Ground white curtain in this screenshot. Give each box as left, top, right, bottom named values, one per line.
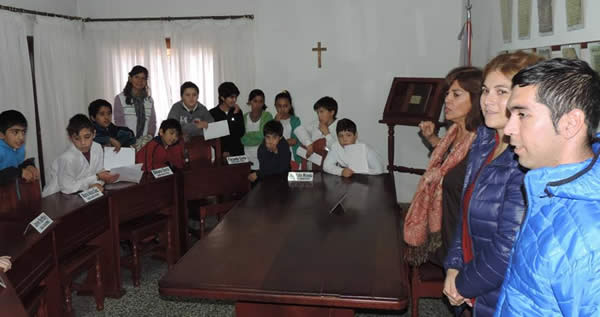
left=168, top=19, right=256, bottom=108
left=34, top=17, right=86, bottom=181
left=84, top=22, right=172, bottom=126
left=0, top=12, right=38, bottom=169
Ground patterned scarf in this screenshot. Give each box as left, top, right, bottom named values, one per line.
left=403, top=124, right=476, bottom=265
left=132, top=93, right=147, bottom=138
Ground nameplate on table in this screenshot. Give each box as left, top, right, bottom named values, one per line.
left=28, top=212, right=53, bottom=234
left=226, top=155, right=249, bottom=165
left=151, top=166, right=173, bottom=178
left=79, top=187, right=104, bottom=203
left=287, top=172, right=314, bottom=182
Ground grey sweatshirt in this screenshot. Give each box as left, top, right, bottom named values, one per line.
left=167, top=101, right=215, bottom=137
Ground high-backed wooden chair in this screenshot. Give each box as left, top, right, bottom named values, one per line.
left=300, top=138, right=328, bottom=171
left=59, top=245, right=104, bottom=316
left=183, top=164, right=251, bottom=238
left=410, top=261, right=446, bottom=317
left=185, top=136, right=222, bottom=167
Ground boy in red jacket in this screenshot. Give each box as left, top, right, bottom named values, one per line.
left=136, top=119, right=184, bottom=172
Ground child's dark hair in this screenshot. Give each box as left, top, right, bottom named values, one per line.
left=159, top=119, right=183, bottom=136
left=88, top=99, right=112, bottom=118
left=0, top=110, right=27, bottom=134
left=180, top=81, right=199, bottom=97
left=263, top=120, right=283, bottom=137
left=218, top=82, right=240, bottom=103
left=274, top=90, right=295, bottom=116
left=336, top=118, right=357, bottom=135
left=122, top=65, right=149, bottom=105
left=313, top=96, right=338, bottom=119
left=248, top=89, right=267, bottom=110
left=67, top=114, right=94, bottom=136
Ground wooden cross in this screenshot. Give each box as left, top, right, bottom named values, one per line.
left=312, top=41, right=327, bottom=68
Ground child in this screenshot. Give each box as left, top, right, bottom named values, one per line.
left=209, top=82, right=245, bottom=157
left=42, top=114, right=118, bottom=197
left=241, top=89, right=273, bottom=170
left=273, top=90, right=302, bottom=166
left=167, top=81, right=214, bottom=138
left=89, top=99, right=136, bottom=152
left=323, top=118, right=385, bottom=178
left=294, top=96, right=339, bottom=158
left=0, top=110, right=39, bottom=185
left=248, top=120, right=291, bottom=182
left=0, top=255, right=11, bottom=272
left=136, top=119, right=184, bottom=172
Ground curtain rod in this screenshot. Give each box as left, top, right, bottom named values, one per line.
left=0, top=4, right=253, bottom=22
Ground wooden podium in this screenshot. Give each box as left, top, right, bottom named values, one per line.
left=379, top=77, right=446, bottom=175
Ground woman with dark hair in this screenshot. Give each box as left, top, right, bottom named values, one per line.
left=114, top=65, right=157, bottom=146
left=404, top=66, right=484, bottom=267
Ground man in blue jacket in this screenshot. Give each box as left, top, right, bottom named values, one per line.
left=496, top=58, right=600, bottom=316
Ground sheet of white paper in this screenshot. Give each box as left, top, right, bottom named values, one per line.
left=203, top=120, right=230, bottom=140
left=111, top=163, right=144, bottom=183
left=296, top=147, right=323, bottom=166
left=104, top=147, right=135, bottom=170
left=344, top=144, right=369, bottom=174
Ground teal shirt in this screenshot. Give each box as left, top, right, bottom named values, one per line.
left=241, top=111, right=273, bottom=147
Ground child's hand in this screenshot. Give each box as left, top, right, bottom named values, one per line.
left=109, top=138, right=122, bottom=152
left=89, top=183, right=104, bottom=193
left=0, top=256, right=12, bottom=272
left=274, top=113, right=281, bottom=121
left=318, top=122, right=330, bottom=135
left=305, top=144, right=314, bottom=158
left=233, top=104, right=241, bottom=114
left=21, top=167, right=34, bottom=182
left=223, top=152, right=230, bottom=158
left=97, top=171, right=119, bottom=183
left=286, top=138, right=297, bottom=146
left=26, top=166, right=40, bottom=181
left=193, top=119, right=209, bottom=129
left=248, top=172, right=258, bottom=182
left=342, top=168, right=354, bottom=178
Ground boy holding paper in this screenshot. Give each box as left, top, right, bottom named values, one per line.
left=43, top=114, right=119, bottom=197
left=167, top=81, right=214, bottom=138
left=88, top=99, right=136, bottom=152
left=323, top=118, right=385, bottom=178
left=209, top=82, right=245, bottom=157
left=136, top=119, right=184, bottom=172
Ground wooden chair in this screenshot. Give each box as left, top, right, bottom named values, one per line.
left=410, top=261, right=445, bottom=317
left=185, top=136, right=222, bottom=167
left=119, top=213, right=173, bottom=287
left=59, top=245, right=104, bottom=317
left=300, top=138, right=328, bottom=171
left=183, top=164, right=251, bottom=238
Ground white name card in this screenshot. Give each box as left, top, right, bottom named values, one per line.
left=226, top=155, right=249, bottom=165
left=287, top=172, right=314, bottom=182
left=79, top=187, right=104, bottom=203
left=151, top=166, right=173, bottom=178
left=29, top=212, right=54, bottom=234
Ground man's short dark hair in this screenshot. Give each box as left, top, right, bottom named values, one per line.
left=218, top=82, right=240, bottom=102
left=159, top=119, right=182, bottom=135
left=67, top=114, right=94, bottom=136
left=512, top=58, right=600, bottom=146
left=263, top=120, right=283, bottom=137
left=0, top=110, right=27, bottom=134
left=88, top=99, right=112, bottom=118
left=313, top=96, right=338, bottom=119
left=180, top=81, right=199, bottom=97
left=336, top=118, right=357, bottom=135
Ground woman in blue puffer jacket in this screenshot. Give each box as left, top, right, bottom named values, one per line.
left=442, top=51, right=543, bottom=317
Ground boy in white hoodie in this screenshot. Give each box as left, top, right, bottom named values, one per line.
left=323, top=118, right=385, bottom=177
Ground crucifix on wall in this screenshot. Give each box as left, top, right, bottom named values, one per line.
left=312, top=41, right=327, bottom=68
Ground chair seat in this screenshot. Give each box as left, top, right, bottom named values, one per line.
left=59, top=245, right=102, bottom=280
left=120, top=214, right=169, bottom=241
left=418, top=261, right=445, bottom=282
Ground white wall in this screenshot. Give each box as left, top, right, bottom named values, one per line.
left=0, top=0, right=78, bottom=16
left=472, top=0, right=600, bottom=67
left=78, top=0, right=464, bottom=202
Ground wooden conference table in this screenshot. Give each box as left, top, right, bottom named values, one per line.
left=160, top=173, right=408, bottom=316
